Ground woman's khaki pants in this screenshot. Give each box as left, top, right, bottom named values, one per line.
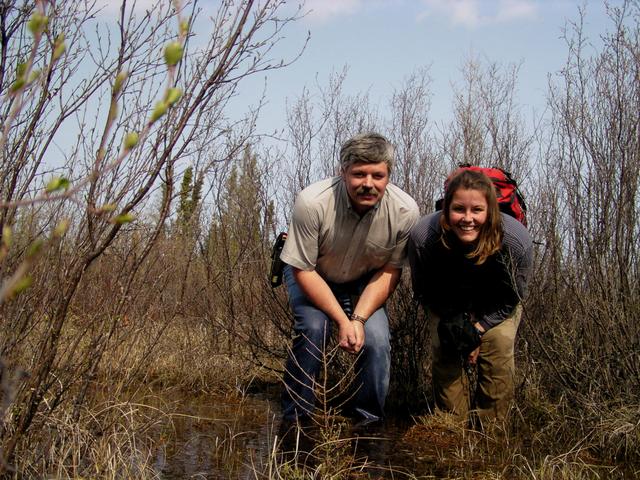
left=429, top=306, right=521, bottom=421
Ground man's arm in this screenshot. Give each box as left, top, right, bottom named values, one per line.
left=292, top=268, right=360, bottom=353
left=352, top=263, right=402, bottom=320
left=349, top=264, right=402, bottom=347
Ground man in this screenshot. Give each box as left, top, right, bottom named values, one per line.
left=279, top=132, right=419, bottom=423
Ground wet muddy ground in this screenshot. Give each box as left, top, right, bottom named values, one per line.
left=152, top=388, right=431, bottom=479
left=150, top=387, right=633, bottom=479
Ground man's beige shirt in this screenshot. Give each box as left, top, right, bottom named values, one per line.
left=280, top=176, right=420, bottom=284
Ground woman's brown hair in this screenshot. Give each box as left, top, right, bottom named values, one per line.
left=439, top=168, right=503, bottom=264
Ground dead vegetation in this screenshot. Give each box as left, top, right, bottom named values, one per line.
left=1, top=0, right=639, bottom=478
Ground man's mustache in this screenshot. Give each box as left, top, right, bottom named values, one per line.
left=356, top=186, right=379, bottom=196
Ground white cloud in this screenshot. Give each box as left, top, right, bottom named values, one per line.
left=419, top=0, right=538, bottom=28
left=496, top=0, right=538, bottom=22
left=451, top=0, right=482, bottom=27
left=303, top=0, right=365, bottom=22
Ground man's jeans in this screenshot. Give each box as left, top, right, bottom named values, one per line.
left=281, top=266, right=391, bottom=422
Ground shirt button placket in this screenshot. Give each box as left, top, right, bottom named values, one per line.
left=341, top=214, right=370, bottom=279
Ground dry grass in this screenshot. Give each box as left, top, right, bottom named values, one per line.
left=100, top=316, right=273, bottom=396
left=1, top=311, right=279, bottom=478
left=595, top=404, right=640, bottom=462
left=404, top=412, right=505, bottom=477
left=11, top=399, right=166, bottom=479
left=400, top=406, right=635, bottom=480
left=3, top=309, right=639, bottom=479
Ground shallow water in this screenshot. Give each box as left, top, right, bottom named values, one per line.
left=154, top=391, right=281, bottom=479
left=153, top=388, right=426, bottom=479
left=150, top=389, right=634, bottom=479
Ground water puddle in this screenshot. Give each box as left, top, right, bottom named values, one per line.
left=153, top=388, right=425, bottom=479
left=151, top=388, right=631, bottom=478
left=154, top=391, right=281, bottom=479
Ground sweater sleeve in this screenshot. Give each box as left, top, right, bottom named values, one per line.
left=408, top=213, right=445, bottom=312
left=477, top=216, right=533, bottom=331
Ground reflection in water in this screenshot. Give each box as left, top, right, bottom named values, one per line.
left=152, top=389, right=636, bottom=479
left=155, top=392, right=282, bottom=479
left=153, top=390, right=423, bottom=479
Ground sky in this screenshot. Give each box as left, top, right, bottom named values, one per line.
left=93, top=0, right=622, bottom=139
left=214, top=0, right=620, bottom=135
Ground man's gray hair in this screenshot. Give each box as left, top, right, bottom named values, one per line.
left=339, top=133, right=394, bottom=171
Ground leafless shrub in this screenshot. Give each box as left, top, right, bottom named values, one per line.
left=387, top=67, right=440, bottom=210
left=1, top=0, right=639, bottom=476
left=531, top=0, right=640, bottom=406
left=439, top=55, right=535, bottom=180
left=0, top=0, right=306, bottom=473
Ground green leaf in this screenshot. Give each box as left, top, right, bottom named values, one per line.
left=45, top=176, right=70, bottom=193
left=113, top=71, right=128, bottom=95
left=28, top=69, right=41, bottom=82
left=53, top=34, right=66, bottom=61
left=111, top=213, right=135, bottom=224
left=27, top=239, right=44, bottom=258
left=10, top=78, right=26, bottom=93
left=123, top=132, right=139, bottom=151
left=163, top=41, right=183, bottom=66
left=179, top=19, right=190, bottom=36
left=54, top=219, right=70, bottom=237
left=150, top=101, right=168, bottom=123
left=27, top=12, right=48, bottom=36
left=100, top=203, right=117, bottom=213
left=164, top=87, right=182, bottom=106
left=2, top=226, right=12, bottom=249
left=16, top=62, right=27, bottom=77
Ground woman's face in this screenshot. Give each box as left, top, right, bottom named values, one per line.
left=448, top=188, right=488, bottom=244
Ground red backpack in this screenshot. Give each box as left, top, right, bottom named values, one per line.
left=435, top=165, right=527, bottom=227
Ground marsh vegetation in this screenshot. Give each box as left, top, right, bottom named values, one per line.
left=1, top=0, right=639, bottom=478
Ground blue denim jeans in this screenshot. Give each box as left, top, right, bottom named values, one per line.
left=281, top=266, right=391, bottom=422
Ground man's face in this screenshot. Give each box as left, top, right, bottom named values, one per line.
left=341, top=161, right=390, bottom=214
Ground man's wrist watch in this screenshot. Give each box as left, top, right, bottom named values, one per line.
left=351, top=313, right=367, bottom=325
left=475, top=326, right=485, bottom=338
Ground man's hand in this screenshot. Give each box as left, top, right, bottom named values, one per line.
left=337, top=321, right=358, bottom=353
left=351, top=319, right=365, bottom=353
left=292, top=269, right=360, bottom=352
left=337, top=320, right=365, bottom=354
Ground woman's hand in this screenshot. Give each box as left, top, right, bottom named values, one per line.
left=468, top=346, right=480, bottom=364
left=468, top=321, right=486, bottom=364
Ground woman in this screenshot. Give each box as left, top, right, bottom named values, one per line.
left=408, top=168, right=533, bottom=422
